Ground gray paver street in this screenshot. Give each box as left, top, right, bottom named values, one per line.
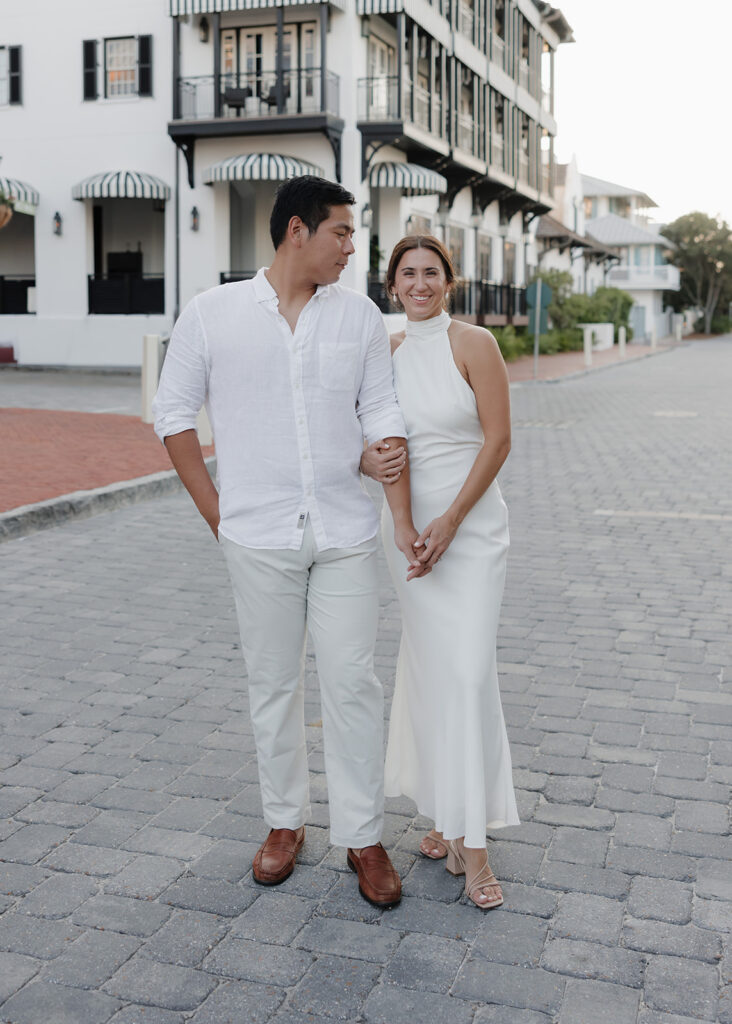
left=1, top=337, right=731, bottom=1023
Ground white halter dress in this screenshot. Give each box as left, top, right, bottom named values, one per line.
left=381, top=310, right=519, bottom=845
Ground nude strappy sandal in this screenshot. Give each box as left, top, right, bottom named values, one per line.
left=445, top=839, right=503, bottom=909
left=419, top=830, right=449, bottom=860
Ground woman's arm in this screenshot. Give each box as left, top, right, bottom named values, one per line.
left=414, top=326, right=511, bottom=570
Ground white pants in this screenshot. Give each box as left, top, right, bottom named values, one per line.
left=220, top=523, right=384, bottom=848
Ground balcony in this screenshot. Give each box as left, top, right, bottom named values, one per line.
left=359, top=76, right=443, bottom=138
left=458, top=1, right=475, bottom=43
left=0, top=276, right=35, bottom=314
left=456, top=113, right=476, bottom=155
left=490, top=134, right=505, bottom=171
left=606, top=264, right=681, bottom=291
left=177, top=68, right=340, bottom=121
left=88, top=274, right=164, bottom=315
left=491, top=35, right=505, bottom=70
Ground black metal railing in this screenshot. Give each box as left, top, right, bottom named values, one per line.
left=453, top=281, right=527, bottom=318
left=367, top=274, right=391, bottom=313
left=88, top=274, right=164, bottom=315
left=220, top=271, right=258, bottom=284
left=368, top=275, right=526, bottom=320
left=177, top=68, right=340, bottom=121
left=0, top=276, right=35, bottom=314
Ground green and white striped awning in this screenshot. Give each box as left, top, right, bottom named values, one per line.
left=72, top=171, right=171, bottom=201
left=369, top=161, right=447, bottom=196
left=171, top=0, right=344, bottom=12
left=0, top=175, right=40, bottom=216
left=203, top=153, right=324, bottom=184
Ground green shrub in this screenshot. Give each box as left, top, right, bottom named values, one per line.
left=488, top=325, right=527, bottom=361
left=710, top=314, right=732, bottom=334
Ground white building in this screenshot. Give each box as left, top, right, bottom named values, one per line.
left=534, top=156, right=617, bottom=295
left=0, top=0, right=573, bottom=366
left=582, top=173, right=680, bottom=341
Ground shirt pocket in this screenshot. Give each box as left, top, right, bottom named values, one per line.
left=318, top=340, right=359, bottom=391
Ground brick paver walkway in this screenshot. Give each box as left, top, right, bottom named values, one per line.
left=0, top=337, right=730, bottom=1023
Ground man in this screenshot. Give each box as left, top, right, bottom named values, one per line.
left=153, top=176, right=424, bottom=908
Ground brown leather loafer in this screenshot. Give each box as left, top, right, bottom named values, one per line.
left=347, top=843, right=401, bottom=908
left=252, top=827, right=305, bottom=885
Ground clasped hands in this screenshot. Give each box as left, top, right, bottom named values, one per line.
left=362, top=439, right=458, bottom=580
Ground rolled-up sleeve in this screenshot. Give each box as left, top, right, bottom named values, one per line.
left=153, top=297, right=209, bottom=443
left=356, top=306, right=407, bottom=444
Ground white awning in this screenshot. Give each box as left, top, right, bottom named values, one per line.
left=369, top=161, right=447, bottom=196
left=72, top=171, right=171, bottom=201
left=0, top=175, right=40, bottom=216
left=203, top=153, right=324, bottom=184
left=171, top=0, right=344, bottom=13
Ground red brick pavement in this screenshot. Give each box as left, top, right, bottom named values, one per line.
left=0, top=409, right=214, bottom=514
left=0, top=342, right=672, bottom=515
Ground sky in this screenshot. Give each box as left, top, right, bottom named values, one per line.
left=552, top=0, right=732, bottom=229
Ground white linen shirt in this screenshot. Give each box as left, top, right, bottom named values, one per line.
left=153, top=269, right=406, bottom=551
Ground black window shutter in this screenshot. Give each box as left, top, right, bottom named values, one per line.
left=8, top=46, right=21, bottom=104
left=83, top=39, right=98, bottom=100
left=138, top=35, right=152, bottom=96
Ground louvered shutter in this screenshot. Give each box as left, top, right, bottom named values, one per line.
left=137, top=35, right=152, bottom=97
left=83, top=39, right=98, bottom=100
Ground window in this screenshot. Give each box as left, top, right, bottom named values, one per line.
left=106, top=38, right=137, bottom=97
left=83, top=36, right=153, bottom=100
left=406, top=214, right=431, bottom=235
left=503, top=240, right=516, bottom=284
left=0, top=46, right=22, bottom=106
left=447, top=225, right=465, bottom=276
left=478, top=233, right=492, bottom=281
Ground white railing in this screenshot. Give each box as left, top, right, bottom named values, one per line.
left=491, top=134, right=504, bottom=169
left=457, top=113, right=475, bottom=154
left=413, top=82, right=430, bottom=131
left=491, top=35, right=505, bottom=69
left=607, top=265, right=681, bottom=290
left=459, top=1, right=475, bottom=41
left=518, top=152, right=529, bottom=183
left=519, top=59, right=530, bottom=92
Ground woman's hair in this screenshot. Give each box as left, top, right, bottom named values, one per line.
left=385, top=235, right=456, bottom=310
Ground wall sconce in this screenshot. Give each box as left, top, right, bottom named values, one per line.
left=361, top=203, right=373, bottom=229
left=199, top=16, right=210, bottom=43
left=191, top=206, right=200, bottom=232
left=53, top=211, right=63, bottom=236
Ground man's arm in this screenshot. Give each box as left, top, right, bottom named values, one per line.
left=164, top=430, right=220, bottom=539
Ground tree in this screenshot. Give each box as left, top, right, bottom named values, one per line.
left=663, top=212, right=732, bottom=335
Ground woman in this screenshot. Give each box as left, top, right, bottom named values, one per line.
left=361, top=235, right=519, bottom=909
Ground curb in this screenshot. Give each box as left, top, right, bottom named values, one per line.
left=0, top=458, right=216, bottom=544
left=509, top=341, right=685, bottom=388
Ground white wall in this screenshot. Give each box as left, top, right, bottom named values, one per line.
left=0, top=0, right=175, bottom=364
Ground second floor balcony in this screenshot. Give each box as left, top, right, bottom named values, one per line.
left=606, top=264, right=680, bottom=291
left=176, top=68, right=340, bottom=122
left=358, top=76, right=444, bottom=141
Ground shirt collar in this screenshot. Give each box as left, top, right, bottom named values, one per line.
left=253, top=267, right=331, bottom=304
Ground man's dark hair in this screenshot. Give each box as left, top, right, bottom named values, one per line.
left=270, top=175, right=355, bottom=249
